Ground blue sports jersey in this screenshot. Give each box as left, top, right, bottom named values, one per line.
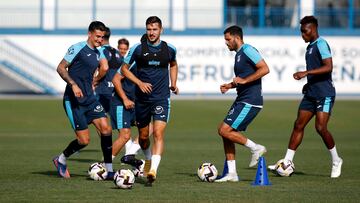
left=96, top=45, right=123, bottom=96
left=124, top=41, right=176, bottom=101
left=112, top=64, right=137, bottom=106
left=63, top=41, right=106, bottom=105
left=234, top=44, right=263, bottom=106
left=304, top=37, right=336, bottom=98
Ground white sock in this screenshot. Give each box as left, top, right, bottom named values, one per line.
left=329, top=146, right=341, bottom=162
left=125, top=140, right=133, bottom=155
left=143, top=147, right=152, bottom=160
left=111, top=155, right=116, bottom=161
left=128, top=143, right=141, bottom=155
left=150, top=155, right=161, bottom=172
left=227, top=160, right=237, bottom=174
left=284, top=149, right=296, bottom=161
left=58, top=153, right=67, bottom=165
left=105, top=163, right=113, bottom=172
left=245, top=139, right=257, bottom=151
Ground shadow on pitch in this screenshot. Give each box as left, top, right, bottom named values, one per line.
left=31, top=171, right=88, bottom=178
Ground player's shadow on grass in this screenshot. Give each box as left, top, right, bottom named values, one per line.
left=31, top=171, right=88, bottom=178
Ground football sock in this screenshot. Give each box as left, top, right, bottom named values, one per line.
left=227, top=160, right=236, bottom=174
left=284, top=149, right=295, bottom=161
left=245, top=139, right=257, bottom=151
left=112, top=155, right=116, bottom=161
left=124, top=140, right=133, bottom=155
left=142, top=147, right=152, bottom=160
left=329, top=146, right=341, bottom=162
left=101, top=134, right=113, bottom=165
left=150, top=155, right=161, bottom=172
left=105, top=163, right=113, bottom=172
left=128, top=142, right=141, bottom=155
left=58, top=153, right=67, bottom=165
left=63, top=139, right=87, bottom=160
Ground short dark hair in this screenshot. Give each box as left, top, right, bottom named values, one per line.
left=300, top=16, right=318, bottom=27
left=88, top=21, right=106, bottom=32
left=146, top=16, right=162, bottom=28
left=117, top=38, right=129, bottom=47
left=223, top=25, right=243, bottom=40
left=103, top=27, right=111, bottom=40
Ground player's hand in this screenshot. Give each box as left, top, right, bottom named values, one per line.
left=220, top=83, right=231, bottom=94
left=72, top=84, right=83, bottom=98
left=233, top=76, right=246, bottom=85
left=138, top=82, right=152, bottom=94
left=293, top=71, right=307, bottom=80
left=123, top=99, right=135, bottom=109
left=170, top=86, right=179, bottom=95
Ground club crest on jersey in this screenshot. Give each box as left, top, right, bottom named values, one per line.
left=67, top=47, right=74, bottom=55
left=155, top=106, right=164, bottom=114
left=228, top=108, right=234, bottom=115
left=94, top=105, right=104, bottom=112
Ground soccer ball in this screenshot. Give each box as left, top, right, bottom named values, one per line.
left=275, top=159, right=295, bottom=177
left=197, top=163, right=218, bottom=182
left=114, top=169, right=135, bottom=189
left=132, top=159, right=145, bottom=177
left=88, top=162, right=108, bottom=181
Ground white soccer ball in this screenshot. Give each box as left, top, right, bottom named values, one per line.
left=114, top=169, right=135, bottom=189
left=88, top=162, right=108, bottom=181
left=197, top=163, right=218, bottom=182
left=132, top=159, right=145, bottom=177
left=275, top=159, right=295, bottom=177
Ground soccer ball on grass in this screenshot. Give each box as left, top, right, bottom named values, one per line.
left=197, top=162, right=218, bottom=182
left=114, top=169, right=135, bottom=189
left=88, top=162, right=108, bottom=181
left=275, top=159, right=295, bottom=177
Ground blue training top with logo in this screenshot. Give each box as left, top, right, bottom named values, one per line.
left=234, top=44, right=263, bottom=106
left=63, top=41, right=106, bottom=105
left=96, top=44, right=123, bottom=96
left=304, top=37, right=336, bottom=98
left=124, top=41, right=176, bottom=101
left=112, top=63, right=137, bottom=106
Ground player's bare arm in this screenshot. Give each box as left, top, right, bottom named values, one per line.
left=293, top=58, right=333, bottom=80
left=169, top=60, right=179, bottom=95
left=56, top=59, right=83, bottom=98
left=112, top=72, right=134, bottom=109
left=233, top=59, right=270, bottom=85
left=121, top=63, right=152, bottom=94
left=93, top=58, right=109, bottom=87
left=220, top=82, right=236, bottom=94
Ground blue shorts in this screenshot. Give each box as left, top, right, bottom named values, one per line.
left=223, top=101, right=261, bottom=131
left=136, top=99, right=170, bottom=128
left=97, top=93, right=112, bottom=113
left=299, top=96, right=335, bottom=114
left=63, top=99, right=107, bottom=131
left=109, top=104, right=135, bottom=130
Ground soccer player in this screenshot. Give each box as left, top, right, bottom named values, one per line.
left=52, top=21, right=114, bottom=179
left=121, top=16, right=179, bottom=184
left=95, top=27, right=123, bottom=113
left=268, top=16, right=343, bottom=178
left=117, top=38, right=130, bottom=57
left=215, top=25, right=269, bottom=182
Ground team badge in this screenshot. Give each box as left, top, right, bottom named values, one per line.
left=154, top=106, right=164, bottom=114
left=94, top=105, right=104, bottom=112
left=67, top=47, right=74, bottom=55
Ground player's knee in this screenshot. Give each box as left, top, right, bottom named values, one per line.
left=218, top=126, right=227, bottom=137
left=78, top=137, right=90, bottom=145
left=315, top=123, right=327, bottom=135
left=100, top=124, right=112, bottom=135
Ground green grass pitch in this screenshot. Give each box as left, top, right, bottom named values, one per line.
left=0, top=99, right=359, bottom=202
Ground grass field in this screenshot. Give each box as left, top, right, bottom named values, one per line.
left=0, top=99, right=359, bottom=202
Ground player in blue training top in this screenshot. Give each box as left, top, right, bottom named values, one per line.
left=121, top=16, right=179, bottom=184
left=268, top=16, right=343, bottom=178
left=95, top=27, right=123, bottom=113
left=215, top=25, right=270, bottom=182
left=53, top=21, right=114, bottom=179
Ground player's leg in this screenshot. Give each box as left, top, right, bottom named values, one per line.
left=219, top=102, right=265, bottom=168
left=215, top=127, right=239, bottom=182
left=268, top=98, right=314, bottom=171
left=314, top=97, right=342, bottom=178
left=53, top=100, right=89, bottom=178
